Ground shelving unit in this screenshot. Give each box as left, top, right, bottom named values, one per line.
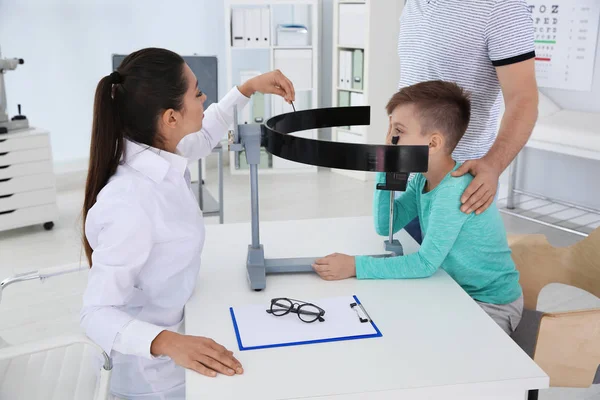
left=224, top=0, right=320, bottom=175
left=331, top=0, right=404, bottom=180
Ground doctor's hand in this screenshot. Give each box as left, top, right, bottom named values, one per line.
left=312, top=253, right=357, bottom=281
left=151, top=331, right=243, bottom=378
left=238, top=70, right=296, bottom=104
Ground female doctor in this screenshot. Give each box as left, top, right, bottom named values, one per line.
left=80, top=48, right=295, bottom=399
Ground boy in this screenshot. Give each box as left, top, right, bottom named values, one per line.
left=312, top=80, right=523, bottom=334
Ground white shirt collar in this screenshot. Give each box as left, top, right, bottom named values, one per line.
left=123, top=139, right=188, bottom=183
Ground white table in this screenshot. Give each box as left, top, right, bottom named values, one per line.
left=185, top=217, right=548, bottom=399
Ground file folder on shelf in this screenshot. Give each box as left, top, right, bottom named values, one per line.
left=246, top=8, right=261, bottom=47
left=338, top=90, right=350, bottom=107
left=338, top=90, right=351, bottom=129
left=352, top=49, right=364, bottom=90
left=339, top=50, right=353, bottom=89
left=338, top=50, right=346, bottom=88
left=230, top=295, right=382, bottom=351
left=260, top=8, right=270, bottom=47
left=345, top=50, right=352, bottom=88
left=232, top=8, right=246, bottom=47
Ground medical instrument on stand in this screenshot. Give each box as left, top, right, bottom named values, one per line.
left=0, top=48, right=29, bottom=134
left=228, top=106, right=428, bottom=291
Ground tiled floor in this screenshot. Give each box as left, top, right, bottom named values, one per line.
left=0, top=168, right=598, bottom=399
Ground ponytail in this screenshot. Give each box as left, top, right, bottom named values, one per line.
left=82, top=74, right=124, bottom=266
left=81, top=48, right=188, bottom=267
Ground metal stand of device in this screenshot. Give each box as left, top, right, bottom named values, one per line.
left=228, top=106, right=428, bottom=291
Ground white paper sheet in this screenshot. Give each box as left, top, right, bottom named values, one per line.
left=230, top=296, right=381, bottom=350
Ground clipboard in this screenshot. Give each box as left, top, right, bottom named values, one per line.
left=229, top=295, right=382, bottom=351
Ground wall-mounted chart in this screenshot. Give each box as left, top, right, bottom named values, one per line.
left=528, top=0, right=600, bottom=91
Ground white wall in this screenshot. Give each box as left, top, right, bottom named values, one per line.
left=0, top=0, right=227, bottom=165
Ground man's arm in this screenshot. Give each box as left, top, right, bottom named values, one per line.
left=488, top=59, right=538, bottom=173
left=454, top=60, right=538, bottom=214
left=453, top=0, right=538, bottom=214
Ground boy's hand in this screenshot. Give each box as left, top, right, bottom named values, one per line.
left=312, top=253, right=356, bottom=280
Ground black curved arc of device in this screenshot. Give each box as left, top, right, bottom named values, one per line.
left=262, top=106, right=429, bottom=173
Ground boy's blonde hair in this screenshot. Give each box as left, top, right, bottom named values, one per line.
left=386, top=80, right=471, bottom=152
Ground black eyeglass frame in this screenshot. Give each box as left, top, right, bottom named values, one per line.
left=266, top=297, right=326, bottom=323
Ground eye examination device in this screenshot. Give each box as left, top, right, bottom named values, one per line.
left=229, top=106, right=429, bottom=291
left=0, top=48, right=29, bottom=134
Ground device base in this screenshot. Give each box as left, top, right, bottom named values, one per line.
left=0, top=118, right=29, bottom=133
left=384, top=239, right=404, bottom=256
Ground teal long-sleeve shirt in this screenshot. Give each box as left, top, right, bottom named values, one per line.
left=355, top=165, right=521, bottom=305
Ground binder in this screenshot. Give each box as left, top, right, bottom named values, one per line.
left=260, top=8, right=270, bottom=47
left=246, top=9, right=261, bottom=47
left=232, top=8, right=246, bottom=47
left=338, top=51, right=346, bottom=88
left=350, top=92, right=364, bottom=106
left=230, top=295, right=382, bottom=351
left=352, top=50, right=364, bottom=90
left=339, top=50, right=352, bottom=89
left=338, top=91, right=351, bottom=129
left=252, top=92, right=265, bottom=123
left=338, top=90, right=350, bottom=107
left=345, top=50, right=353, bottom=89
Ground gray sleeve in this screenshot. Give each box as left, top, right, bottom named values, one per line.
left=485, top=0, right=535, bottom=66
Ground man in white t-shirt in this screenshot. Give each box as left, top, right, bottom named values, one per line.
left=397, top=0, right=539, bottom=243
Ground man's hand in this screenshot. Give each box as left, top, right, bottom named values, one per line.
left=451, top=158, right=500, bottom=215
left=312, top=253, right=357, bottom=281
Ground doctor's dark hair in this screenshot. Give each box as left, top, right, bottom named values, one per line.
left=386, top=80, right=471, bottom=152
left=83, top=48, right=188, bottom=267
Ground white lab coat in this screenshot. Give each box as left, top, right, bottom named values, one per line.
left=81, top=88, right=250, bottom=399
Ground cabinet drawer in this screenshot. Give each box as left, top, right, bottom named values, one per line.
left=0, top=148, right=51, bottom=167
left=0, top=173, right=55, bottom=196
left=0, top=160, right=53, bottom=180
left=0, top=203, right=59, bottom=232
left=0, top=188, right=56, bottom=213
left=0, top=134, right=50, bottom=152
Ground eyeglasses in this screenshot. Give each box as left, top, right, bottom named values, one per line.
left=266, top=298, right=325, bottom=323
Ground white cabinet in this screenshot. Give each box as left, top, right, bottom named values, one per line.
left=225, top=0, right=319, bottom=175
left=0, top=128, right=59, bottom=232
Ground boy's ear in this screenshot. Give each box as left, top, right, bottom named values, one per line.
left=428, top=132, right=445, bottom=154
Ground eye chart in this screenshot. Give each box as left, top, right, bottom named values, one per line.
left=527, top=1, right=600, bottom=91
